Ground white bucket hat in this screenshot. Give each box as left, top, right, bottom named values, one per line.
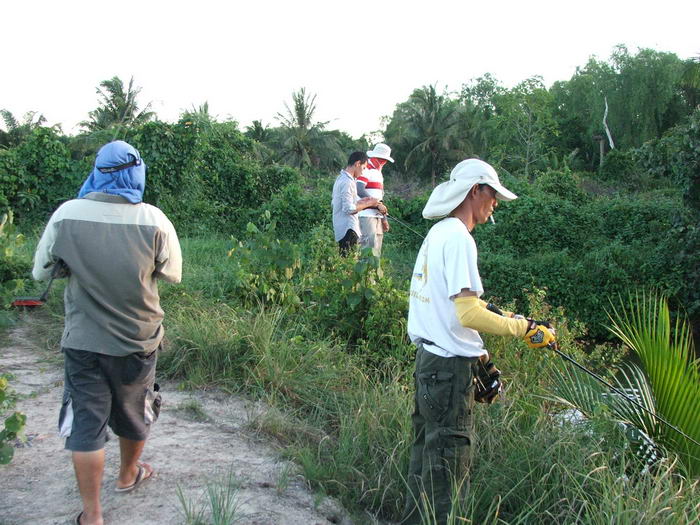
left=422, top=159, right=517, bottom=219
left=367, top=143, right=394, bottom=163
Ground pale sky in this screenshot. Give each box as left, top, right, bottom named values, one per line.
left=3, top=0, right=698, bottom=138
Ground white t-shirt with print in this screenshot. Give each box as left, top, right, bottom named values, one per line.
left=407, top=217, right=487, bottom=358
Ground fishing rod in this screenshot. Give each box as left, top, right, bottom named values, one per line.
left=485, top=303, right=700, bottom=449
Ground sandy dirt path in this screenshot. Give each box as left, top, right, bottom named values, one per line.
left=0, top=322, right=356, bottom=525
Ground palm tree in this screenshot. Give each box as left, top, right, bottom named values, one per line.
left=80, top=76, right=155, bottom=133
left=391, top=85, right=461, bottom=186
left=275, top=88, right=343, bottom=172
left=608, top=293, right=700, bottom=475
left=0, top=110, right=48, bottom=147
left=179, top=102, right=218, bottom=134
left=245, top=120, right=272, bottom=143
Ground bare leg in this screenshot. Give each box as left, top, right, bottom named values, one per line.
left=73, top=450, right=105, bottom=525
left=117, top=437, right=152, bottom=488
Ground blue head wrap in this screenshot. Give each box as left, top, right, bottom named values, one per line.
left=78, top=140, right=146, bottom=203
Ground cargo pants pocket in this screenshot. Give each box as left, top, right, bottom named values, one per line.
left=144, top=383, right=161, bottom=425
left=417, top=371, right=454, bottom=422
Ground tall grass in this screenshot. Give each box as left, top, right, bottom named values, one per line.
left=164, top=304, right=700, bottom=522
left=30, top=234, right=700, bottom=523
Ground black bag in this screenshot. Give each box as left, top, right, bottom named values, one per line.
left=474, top=360, right=502, bottom=404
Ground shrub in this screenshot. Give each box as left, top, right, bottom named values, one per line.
left=635, top=108, right=700, bottom=212
left=225, top=212, right=302, bottom=307
left=599, top=148, right=639, bottom=185
left=534, top=166, right=588, bottom=201
left=256, top=179, right=327, bottom=240
left=0, top=128, right=79, bottom=223
left=0, top=375, right=27, bottom=464
left=0, top=211, right=30, bottom=308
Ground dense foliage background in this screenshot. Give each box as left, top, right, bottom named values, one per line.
left=5, top=47, right=696, bottom=340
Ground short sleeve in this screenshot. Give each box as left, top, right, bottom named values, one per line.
left=154, top=212, right=182, bottom=283
left=443, top=233, right=483, bottom=299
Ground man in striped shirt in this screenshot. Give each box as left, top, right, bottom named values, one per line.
left=357, top=143, right=394, bottom=257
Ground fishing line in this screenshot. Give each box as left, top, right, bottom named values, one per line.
left=385, top=213, right=426, bottom=240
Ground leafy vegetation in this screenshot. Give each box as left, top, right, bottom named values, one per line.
left=151, top=237, right=698, bottom=523
left=0, top=211, right=30, bottom=311
left=0, top=374, right=27, bottom=464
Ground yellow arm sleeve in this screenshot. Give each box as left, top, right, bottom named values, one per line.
left=455, top=296, right=528, bottom=337
left=478, top=298, right=514, bottom=318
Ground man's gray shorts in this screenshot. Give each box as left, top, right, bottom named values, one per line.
left=59, top=347, right=161, bottom=452
left=359, top=216, right=384, bottom=257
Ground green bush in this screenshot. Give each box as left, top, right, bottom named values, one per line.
left=635, top=108, right=700, bottom=212
left=599, top=148, right=639, bottom=185
left=0, top=211, right=30, bottom=308
left=128, top=120, right=299, bottom=234
left=0, top=375, right=27, bottom=464
left=225, top=212, right=302, bottom=307
left=534, top=166, right=588, bottom=201
left=256, top=179, right=329, bottom=240
left=0, top=128, right=79, bottom=223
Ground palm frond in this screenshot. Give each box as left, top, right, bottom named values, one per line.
left=607, top=291, right=700, bottom=475
left=0, top=109, right=19, bottom=131
left=608, top=363, right=659, bottom=438
left=548, top=360, right=606, bottom=418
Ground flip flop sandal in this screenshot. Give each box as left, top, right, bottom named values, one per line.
left=115, top=464, right=153, bottom=493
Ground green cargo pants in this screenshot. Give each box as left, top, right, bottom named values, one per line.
left=402, top=345, right=478, bottom=525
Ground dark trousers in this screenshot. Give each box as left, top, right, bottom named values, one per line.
left=402, top=345, right=477, bottom=525
left=338, top=229, right=359, bottom=257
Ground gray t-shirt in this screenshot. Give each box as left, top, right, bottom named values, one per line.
left=32, top=193, right=182, bottom=356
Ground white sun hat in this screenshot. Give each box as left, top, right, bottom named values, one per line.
left=422, top=158, right=517, bottom=219
left=366, top=143, right=394, bottom=163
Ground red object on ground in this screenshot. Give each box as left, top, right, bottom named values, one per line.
left=10, top=259, right=67, bottom=309
left=11, top=298, right=46, bottom=308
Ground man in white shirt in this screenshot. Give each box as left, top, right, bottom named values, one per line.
left=402, top=159, right=556, bottom=524
left=357, top=143, right=394, bottom=257
left=331, top=151, right=385, bottom=255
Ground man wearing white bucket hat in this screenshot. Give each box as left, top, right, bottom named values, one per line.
left=402, top=158, right=556, bottom=524
left=356, top=143, right=394, bottom=256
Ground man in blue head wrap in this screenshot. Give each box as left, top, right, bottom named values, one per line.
left=32, top=140, right=182, bottom=525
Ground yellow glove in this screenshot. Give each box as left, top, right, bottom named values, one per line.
left=523, top=320, right=556, bottom=349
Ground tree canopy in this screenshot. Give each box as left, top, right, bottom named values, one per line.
left=80, top=76, right=155, bottom=133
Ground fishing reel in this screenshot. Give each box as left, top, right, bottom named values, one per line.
left=474, top=359, right=502, bottom=404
